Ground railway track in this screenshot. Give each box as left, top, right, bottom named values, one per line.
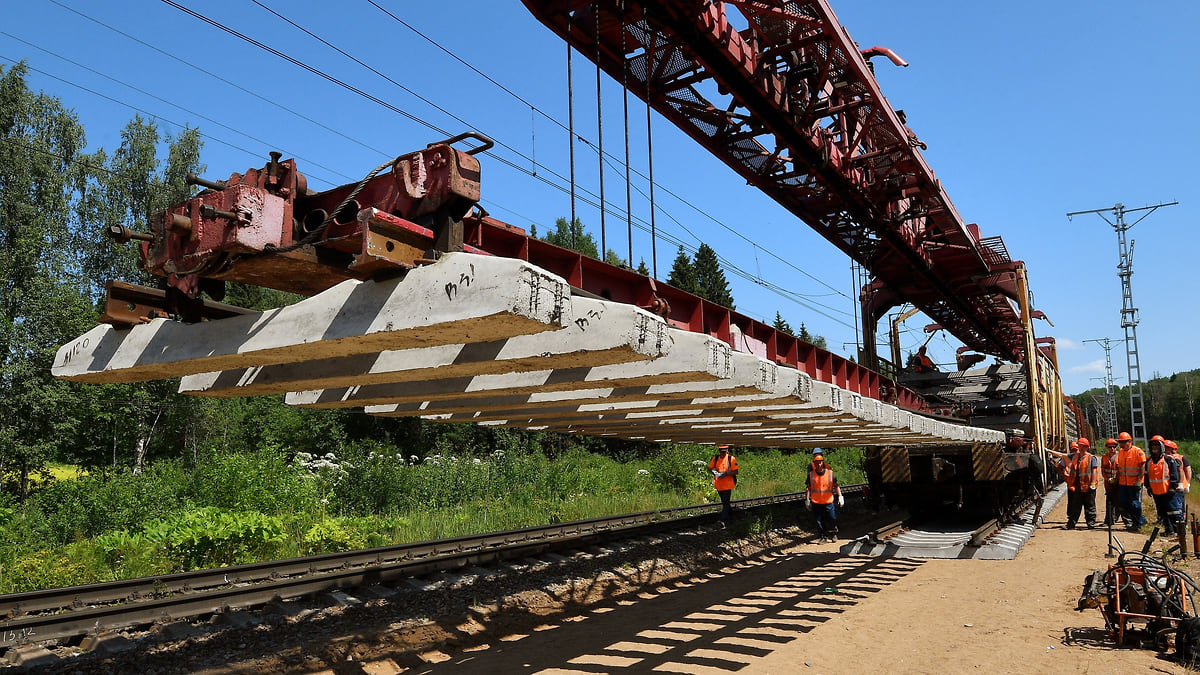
left=0, top=486, right=864, bottom=660
left=841, top=484, right=1067, bottom=559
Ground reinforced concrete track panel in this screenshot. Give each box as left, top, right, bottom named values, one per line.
left=177, top=296, right=669, bottom=398
left=285, top=329, right=735, bottom=409
left=53, top=254, right=570, bottom=384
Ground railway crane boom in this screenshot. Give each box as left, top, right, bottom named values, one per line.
left=520, top=0, right=1027, bottom=364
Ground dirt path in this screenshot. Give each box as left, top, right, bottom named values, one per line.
left=405, top=497, right=1189, bottom=675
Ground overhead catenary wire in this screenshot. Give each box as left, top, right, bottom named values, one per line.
left=0, top=31, right=354, bottom=185
left=0, top=56, right=351, bottom=187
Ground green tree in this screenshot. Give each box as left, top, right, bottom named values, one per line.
left=542, top=217, right=599, bottom=258
left=692, top=243, right=735, bottom=309
left=773, top=311, right=793, bottom=335
left=667, top=246, right=697, bottom=294
left=797, top=322, right=828, bottom=350
left=636, top=258, right=650, bottom=276
left=0, top=62, right=95, bottom=496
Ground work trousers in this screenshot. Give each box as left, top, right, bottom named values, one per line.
left=717, top=489, right=733, bottom=525
left=1118, top=484, right=1146, bottom=529
left=1152, top=491, right=1185, bottom=533
left=1066, top=488, right=1097, bottom=528
left=1103, top=488, right=1118, bottom=526
left=813, top=502, right=838, bottom=539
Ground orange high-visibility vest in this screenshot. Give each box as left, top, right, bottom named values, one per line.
left=1147, top=457, right=1170, bottom=496
left=708, top=454, right=738, bottom=491
left=1118, top=447, right=1146, bottom=486
left=808, top=469, right=835, bottom=505
left=1101, top=452, right=1120, bottom=489
left=1065, top=452, right=1095, bottom=492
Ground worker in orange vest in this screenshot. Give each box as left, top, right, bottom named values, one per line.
left=1145, top=436, right=1183, bottom=532
left=1100, top=438, right=1121, bottom=526
left=1166, top=440, right=1191, bottom=493
left=708, top=445, right=739, bottom=527
left=1063, top=438, right=1101, bottom=529
left=911, top=345, right=936, bottom=373
left=806, top=449, right=844, bottom=542
left=1116, top=431, right=1147, bottom=530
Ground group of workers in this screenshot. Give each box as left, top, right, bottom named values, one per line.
left=707, top=445, right=844, bottom=541
left=1051, top=433, right=1191, bottom=532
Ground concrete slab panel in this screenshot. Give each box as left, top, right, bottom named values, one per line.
left=178, top=296, right=668, bottom=397
left=54, top=253, right=570, bottom=384
left=287, top=329, right=735, bottom=409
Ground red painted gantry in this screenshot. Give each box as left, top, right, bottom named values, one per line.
left=106, top=1, right=1051, bottom=419
left=520, top=0, right=1028, bottom=364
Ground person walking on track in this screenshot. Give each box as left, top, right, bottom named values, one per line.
left=806, top=449, right=843, bottom=542
left=708, top=445, right=739, bottom=527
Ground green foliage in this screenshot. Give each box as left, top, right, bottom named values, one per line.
left=667, top=246, right=698, bottom=294
left=303, top=517, right=366, bottom=553
left=1074, top=368, right=1199, bottom=441
left=642, top=444, right=711, bottom=496
left=542, top=216, right=599, bottom=258
left=796, top=322, right=828, bottom=350
left=774, top=311, right=793, bottom=335
left=191, top=445, right=319, bottom=514
left=692, top=243, right=735, bottom=309
left=141, top=507, right=286, bottom=569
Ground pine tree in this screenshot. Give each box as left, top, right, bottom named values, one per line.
left=667, top=246, right=697, bottom=294
left=692, top=243, right=735, bottom=309
left=774, top=311, right=793, bottom=335
left=636, top=258, right=650, bottom=276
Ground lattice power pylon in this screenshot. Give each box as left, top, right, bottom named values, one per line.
left=1069, top=202, right=1177, bottom=448
left=1084, top=337, right=1122, bottom=440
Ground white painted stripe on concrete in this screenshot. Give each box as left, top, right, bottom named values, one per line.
left=177, top=296, right=668, bottom=398
left=53, top=253, right=570, bottom=384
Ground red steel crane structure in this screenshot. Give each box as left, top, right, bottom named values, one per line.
left=520, top=0, right=1027, bottom=366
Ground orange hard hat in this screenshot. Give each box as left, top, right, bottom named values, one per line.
left=1151, top=434, right=1165, bottom=443
left=1118, top=432, right=1133, bottom=441
left=1166, top=440, right=1179, bottom=451
left=1077, top=438, right=1090, bottom=449
left=1070, top=441, right=1079, bottom=451
left=1105, top=438, right=1118, bottom=448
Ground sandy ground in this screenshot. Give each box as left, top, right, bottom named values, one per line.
left=403, top=495, right=1191, bottom=675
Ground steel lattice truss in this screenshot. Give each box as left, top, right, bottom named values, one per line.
left=522, top=0, right=1028, bottom=361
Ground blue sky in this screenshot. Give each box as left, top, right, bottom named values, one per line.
left=5, top=0, right=1198, bottom=396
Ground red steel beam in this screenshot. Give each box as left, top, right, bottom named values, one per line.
left=519, top=0, right=1028, bottom=363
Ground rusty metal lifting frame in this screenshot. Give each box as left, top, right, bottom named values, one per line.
left=519, top=0, right=1030, bottom=365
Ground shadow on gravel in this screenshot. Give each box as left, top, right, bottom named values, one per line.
left=406, top=547, right=923, bottom=673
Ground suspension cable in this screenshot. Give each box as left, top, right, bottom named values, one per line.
left=594, top=3, right=606, bottom=261
left=566, top=0, right=577, bottom=249
left=645, top=8, right=658, bottom=278
left=621, top=0, right=633, bottom=268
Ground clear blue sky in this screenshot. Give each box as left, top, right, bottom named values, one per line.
left=5, top=0, right=1197, bottom=397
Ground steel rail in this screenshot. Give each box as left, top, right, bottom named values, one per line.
left=0, top=485, right=864, bottom=649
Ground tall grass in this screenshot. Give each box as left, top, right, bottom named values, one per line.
left=0, top=443, right=860, bottom=593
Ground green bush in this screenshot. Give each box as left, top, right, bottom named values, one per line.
left=141, top=507, right=287, bottom=568
left=190, top=445, right=318, bottom=514
left=303, top=517, right=366, bottom=553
